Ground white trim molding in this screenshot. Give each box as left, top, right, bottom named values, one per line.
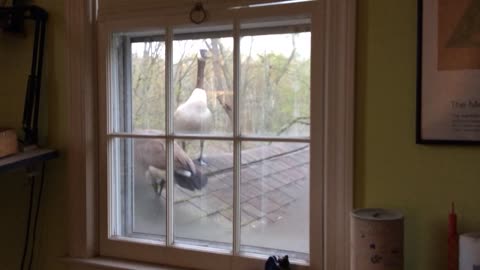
left=66, top=0, right=98, bottom=258
left=322, top=0, right=356, bottom=270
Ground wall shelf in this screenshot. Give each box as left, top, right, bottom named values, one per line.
left=0, top=148, right=57, bottom=173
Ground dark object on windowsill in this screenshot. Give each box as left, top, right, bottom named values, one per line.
left=265, top=255, right=291, bottom=270
left=0, top=5, right=48, bottom=147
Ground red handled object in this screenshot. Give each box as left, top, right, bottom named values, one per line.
left=448, top=202, right=458, bottom=270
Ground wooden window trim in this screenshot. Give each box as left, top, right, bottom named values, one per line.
left=66, top=0, right=98, bottom=258
left=65, top=0, right=355, bottom=269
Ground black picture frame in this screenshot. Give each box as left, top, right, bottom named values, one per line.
left=416, top=0, right=480, bottom=145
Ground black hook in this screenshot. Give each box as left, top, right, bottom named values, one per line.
left=190, top=2, right=207, bottom=24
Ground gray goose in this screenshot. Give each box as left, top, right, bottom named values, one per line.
left=135, top=138, right=208, bottom=196
left=174, top=49, right=212, bottom=165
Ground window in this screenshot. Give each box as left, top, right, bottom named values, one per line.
left=66, top=0, right=355, bottom=270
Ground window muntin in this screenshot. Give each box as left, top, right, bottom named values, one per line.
left=105, top=11, right=314, bottom=268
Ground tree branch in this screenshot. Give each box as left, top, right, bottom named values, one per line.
left=273, top=35, right=296, bottom=86
left=276, top=116, right=310, bottom=136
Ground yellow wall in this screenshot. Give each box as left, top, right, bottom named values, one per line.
left=0, top=0, right=66, bottom=269
left=356, top=0, right=480, bottom=269
left=0, top=0, right=479, bottom=269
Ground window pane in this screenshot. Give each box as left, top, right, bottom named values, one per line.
left=110, top=137, right=167, bottom=240
left=240, top=141, right=309, bottom=261
left=174, top=139, right=233, bottom=249
left=173, top=25, right=233, bottom=136
left=239, top=28, right=311, bottom=138
left=108, top=19, right=313, bottom=260
left=111, top=32, right=166, bottom=134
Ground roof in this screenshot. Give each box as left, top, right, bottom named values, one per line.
left=171, top=142, right=309, bottom=227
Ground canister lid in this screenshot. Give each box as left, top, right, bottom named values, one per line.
left=352, top=208, right=403, bottom=221
left=460, top=232, right=480, bottom=240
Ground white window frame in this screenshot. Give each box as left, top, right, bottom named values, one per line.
left=65, top=0, right=355, bottom=269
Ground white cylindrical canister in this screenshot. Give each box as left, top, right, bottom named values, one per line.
left=350, top=208, right=404, bottom=270
left=459, top=232, right=480, bottom=270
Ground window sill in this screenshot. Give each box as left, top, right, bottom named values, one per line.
left=61, top=257, right=190, bottom=270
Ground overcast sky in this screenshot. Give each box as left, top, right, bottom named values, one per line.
left=131, top=32, right=311, bottom=64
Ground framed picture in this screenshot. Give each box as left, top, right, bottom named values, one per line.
left=417, top=0, right=480, bottom=144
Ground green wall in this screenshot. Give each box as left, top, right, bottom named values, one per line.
left=0, top=0, right=479, bottom=269
left=356, top=0, right=480, bottom=269
left=0, top=0, right=66, bottom=269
